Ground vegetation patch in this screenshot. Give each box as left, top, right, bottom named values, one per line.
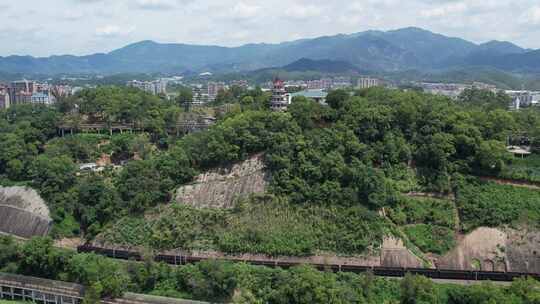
left=403, top=224, right=456, bottom=255
left=1, top=236, right=540, bottom=304
left=456, top=179, right=540, bottom=231
left=388, top=196, right=456, bottom=229
left=501, top=155, right=540, bottom=183
left=102, top=196, right=388, bottom=256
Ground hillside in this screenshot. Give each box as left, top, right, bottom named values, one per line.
left=281, top=58, right=361, bottom=73
left=1, top=85, right=540, bottom=302
left=0, top=27, right=539, bottom=75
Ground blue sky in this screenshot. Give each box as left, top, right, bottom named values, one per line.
left=1, top=0, right=540, bottom=56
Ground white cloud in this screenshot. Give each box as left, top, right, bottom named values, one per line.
left=95, top=25, right=135, bottom=37
left=421, top=2, right=468, bottom=18
left=134, top=0, right=177, bottom=10
left=1, top=0, right=540, bottom=56
left=524, top=6, right=540, bottom=25
left=285, top=4, right=323, bottom=19
left=230, top=2, right=261, bottom=19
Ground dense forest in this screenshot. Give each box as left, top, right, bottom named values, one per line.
left=1, top=85, right=540, bottom=302
left=1, top=236, right=539, bottom=303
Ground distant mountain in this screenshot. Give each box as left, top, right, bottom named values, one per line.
left=0, top=27, right=538, bottom=75
left=281, top=58, right=361, bottom=73
left=477, top=41, right=526, bottom=54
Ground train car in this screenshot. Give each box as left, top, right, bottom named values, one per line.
left=76, top=246, right=540, bottom=283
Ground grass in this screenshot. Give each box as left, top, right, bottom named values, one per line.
left=101, top=195, right=388, bottom=256
left=0, top=300, right=28, bottom=304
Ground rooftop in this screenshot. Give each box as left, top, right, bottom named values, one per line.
left=291, top=89, right=328, bottom=99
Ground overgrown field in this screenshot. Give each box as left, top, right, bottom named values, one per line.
left=388, top=196, right=457, bottom=255
left=102, top=196, right=388, bottom=256
left=456, top=180, right=540, bottom=231
left=501, top=155, right=540, bottom=183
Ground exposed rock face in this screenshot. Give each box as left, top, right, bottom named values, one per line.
left=175, top=154, right=269, bottom=209
left=437, top=227, right=540, bottom=273
left=505, top=229, right=540, bottom=273
left=0, top=186, right=52, bottom=238
left=381, top=237, right=425, bottom=268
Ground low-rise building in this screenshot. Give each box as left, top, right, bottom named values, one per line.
left=31, top=91, right=56, bottom=105
left=291, top=89, right=328, bottom=104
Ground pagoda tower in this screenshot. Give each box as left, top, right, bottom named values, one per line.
left=270, top=78, right=290, bottom=111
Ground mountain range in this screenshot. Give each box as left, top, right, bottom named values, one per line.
left=0, top=27, right=539, bottom=75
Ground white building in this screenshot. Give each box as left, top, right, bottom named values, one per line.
left=357, top=77, right=381, bottom=89
left=0, top=90, right=10, bottom=109
left=127, top=80, right=168, bottom=95
left=31, top=92, right=56, bottom=105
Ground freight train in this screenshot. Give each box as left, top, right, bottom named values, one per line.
left=77, top=245, right=540, bottom=282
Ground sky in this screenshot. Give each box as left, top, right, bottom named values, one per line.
left=1, top=0, right=540, bottom=57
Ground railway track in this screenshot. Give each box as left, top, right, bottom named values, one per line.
left=78, top=245, right=540, bottom=283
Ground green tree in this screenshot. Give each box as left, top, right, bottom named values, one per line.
left=326, top=89, right=349, bottom=110
left=29, top=155, right=76, bottom=199
left=474, top=140, right=511, bottom=174
left=400, top=274, right=438, bottom=304
left=67, top=253, right=129, bottom=298
left=18, top=237, right=70, bottom=279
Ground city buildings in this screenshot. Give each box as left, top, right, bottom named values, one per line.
left=1, top=80, right=63, bottom=108
left=506, top=90, right=540, bottom=110
left=357, top=77, right=381, bottom=89
left=265, top=77, right=354, bottom=91
left=192, top=86, right=211, bottom=105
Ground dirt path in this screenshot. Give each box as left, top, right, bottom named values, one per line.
left=479, top=177, right=540, bottom=190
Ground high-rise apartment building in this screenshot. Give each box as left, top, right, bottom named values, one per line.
left=357, top=77, right=381, bottom=89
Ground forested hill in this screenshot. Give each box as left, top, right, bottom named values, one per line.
left=1, top=27, right=539, bottom=74
left=0, top=85, right=538, bottom=242
left=1, top=85, right=540, bottom=302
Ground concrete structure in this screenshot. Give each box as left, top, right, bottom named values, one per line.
left=270, top=78, right=291, bottom=111
left=0, top=186, right=52, bottom=238
left=507, top=146, right=532, bottom=158
left=0, top=272, right=83, bottom=304
left=357, top=77, right=381, bottom=89
left=437, top=227, right=540, bottom=273
left=0, top=272, right=208, bottom=304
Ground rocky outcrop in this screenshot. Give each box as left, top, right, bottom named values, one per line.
left=437, top=227, right=540, bottom=273
left=0, top=186, right=52, bottom=238
left=381, top=237, right=425, bottom=268
left=175, top=154, right=269, bottom=209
